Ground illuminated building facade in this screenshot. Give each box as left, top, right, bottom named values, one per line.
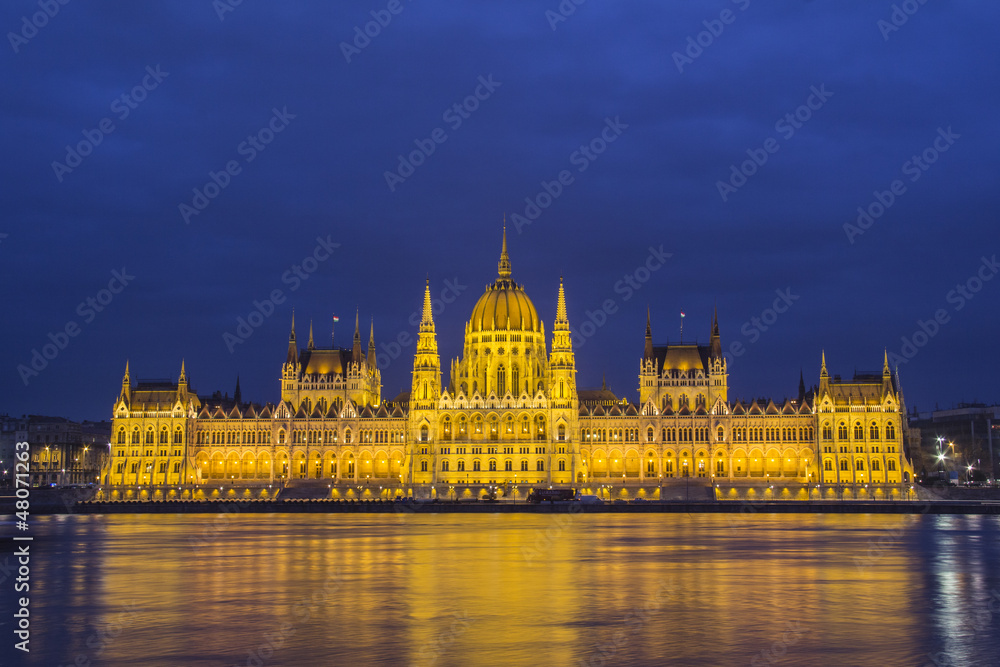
left=106, top=230, right=914, bottom=499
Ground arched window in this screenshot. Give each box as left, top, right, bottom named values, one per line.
left=558, top=380, right=564, bottom=399
left=838, top=422, right=848, bottom=440
left=886, top=423, right=896, bottom=440
left=442, top=460, right=450, bottom=471
left=888, top=460, right=897, bottom=471
left=536, top=460, right=545, bottom=471
left=513, top=366, right=520, bottom=394
left=497, top=365, right=506, bottom=396
left=855, top=459, right=865, bottom=471
left=822, top=422, right=832, bottom=440
left=457, top=460, right=465, bottom=471
left=420, top=425, right=429, bottom=442
left=840, top=459, right=849, bottom=471
left=521, top=460, right=528, bottom=471
left=159, top=428, right=168, bottom=444
left=489, top=460, right=497, bottom=471
left=117, top=428, right=126, bottom=444
left=854, top=422, right=864, bottom=440
left=174, top=428, right=183, bottom=444
left=647, top=427, right=654, bottom=442
left=504, top=460, right=512, bottom=471
left=420, top=461, right=428, bottom=472
left=824, top=459, right=833, bottom=471
left=558, top=460, right=566, bottom=471
left=558, top=424, right=566, bottom=441
left=717, top=426, right=724, bottom=442
left=473, top=460, right=481, bottom=471
left=872, top=460, right=880, bottom=471
left=870, top=422, right=880, bottom=440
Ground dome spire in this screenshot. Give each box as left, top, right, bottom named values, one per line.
left=498, top=216, right=511, bottom=279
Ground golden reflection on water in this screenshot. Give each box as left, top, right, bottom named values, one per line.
left=19, top=513, right=1000, bottom=666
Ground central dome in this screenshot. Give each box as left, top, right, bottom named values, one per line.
left=468, top=226, right=542, bottom=333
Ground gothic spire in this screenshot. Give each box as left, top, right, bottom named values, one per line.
left=498, top=218, right=511, bottom=279
left=308, top=320, right=315, bottom=350
left=368, top=318, right=377, bottom=368
left=555, top=276, right=568, bottom=327
left=644, top=307, right=654, bottom=361
left=420, top=279, right=435, bottom=333
left=286, top=311, right=298, bottom=366
left=352, top=309, right=362, bottom=364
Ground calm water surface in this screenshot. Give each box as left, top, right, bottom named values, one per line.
left=4, top=513, right=1000, bottom=666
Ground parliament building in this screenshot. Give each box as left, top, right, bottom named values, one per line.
left=105, top=230, right=915, bottom=500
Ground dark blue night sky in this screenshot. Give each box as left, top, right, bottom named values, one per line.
left=2, top=0, right=997, bottom=421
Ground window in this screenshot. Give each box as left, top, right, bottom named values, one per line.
left=840, top=460, right=849, bottom=471
left=457, top=460, right=465, bottom=471
left=489, top=460, right=497, bottom=471
left=888, top=460, right=897, bottom=471
left=497, top=365, right=506, bottom=395
left=521, top=460, right=528, bottom=471
left=822, top=422, right=832, bottom=440
left=473, top=460, right=481, bottom=471
left=854, top=422, right=864, bottom=440
left=838, top=422, right=848, bottom=440
left=886, top=423, right=896, bottom=440
left=442, top=460, right=450, bottom=471
left=872, top=460, right=881, bottom=471
left=855, top=459, right=864, bottom=471
left=870, top=422, right=880, bottom=440
left=420, top=425, right=429, bottom=442
left=504, top=460, right=512, bottom=471
left=420, top=461, right=428, bottom=472
left=647, top=427, right=654, bottom=442
left=513, top=366, right=520, bottom=394
left=160, top=428, right=168, bottom=444
left=536, top=460, right=544, bottom=471
left=824, top=459, right=833, bottom=471
left=717, top=427, right=724, bottom=442
left=117, top=428, right=126, bottom=444
left=558, top=460, right=566, bottom=471
left=174, top=428, right=183, bottom=444
left=558, top=424, right=566, bottom=441
left=715, top=460, right=724, bottom=474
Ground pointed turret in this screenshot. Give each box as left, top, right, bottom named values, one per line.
left=307, top=320, right=315, bottom=350
left=352, top=309, right=363, bottom=365
left=120, top=360, right=131, bottom=403
left=234, top=375, right=242, bottom=405
left=498, top=219, right=511, bottom=279
left=882, top=349, right=893, bottom=397
left=819, top=350, right=829, bottom=396
left=710, top=306, right=722, bottom=359
left=368, top=319, right=377, bottom=368
left=549, top=277, right=576, bottom=404
left=178, top=359, right=188, bottom=400
left=412, top=279, right=442, bottom=407
left=286, top=311, right=298, bottom=366
left=798, top=369, right=806, bottom=401
left=644, top=308, right=654, bottom=360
